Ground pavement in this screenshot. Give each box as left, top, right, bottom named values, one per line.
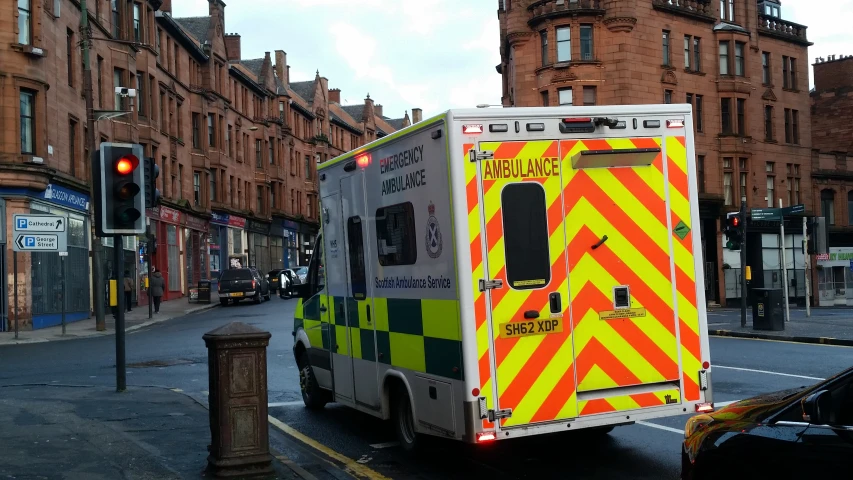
left=0, top=384, right=301, bottom=480
left=707, top=306, right=853, bottom=345
left=0, top=293, right=221, bottom=346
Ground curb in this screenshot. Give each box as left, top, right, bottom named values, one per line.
left=710, top=329, right=853, bottom=346
left=125, top=302, right=219, bottom=333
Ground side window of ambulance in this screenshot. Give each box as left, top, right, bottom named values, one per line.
left=502, top=183, right=551, bottom=290
left=376, top=202, right=417, bottom=266
left=347, top=217, right=367, bottom=299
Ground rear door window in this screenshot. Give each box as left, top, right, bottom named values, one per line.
left=501, top=183, right=551, bottom=290
left=220, top=269, right=252, bottom=281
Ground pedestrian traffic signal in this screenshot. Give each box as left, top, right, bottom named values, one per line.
left=143, top=156, right=161, bottom=208
left=93, top=142, right=146, bottom=236
left=724, top=212, right=743, bottom=250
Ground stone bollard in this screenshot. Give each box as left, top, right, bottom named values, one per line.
left=203, top=322, right=273, bottom=477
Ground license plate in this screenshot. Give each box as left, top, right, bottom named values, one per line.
left=499, top=317, right=563, bottom=339
left=229, top=292, right=244, bottom=297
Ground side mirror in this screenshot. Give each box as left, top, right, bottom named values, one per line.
left=802, top=390, right=832, bottom=425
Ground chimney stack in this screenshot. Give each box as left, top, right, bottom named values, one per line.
left=329, top=88, right=341, bottom=104
left=412, top=108, right=422, bottom=124
left=364, top=94, right=375, bottom=122
left=160, top=0, right=172, bottom=13
left=375, top=104, right=384, bottom=118
left=275, top=50, right=287, bottom=84
left=224, top=33, right=241, bottom=61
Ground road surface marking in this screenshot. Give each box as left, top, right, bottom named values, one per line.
left=369, top=441, right=399, bottom=449
left=274, top=454, right=320, bottom=480
left=636, top=421, right=684, bottom=435
left=714, top=365, right=824, bottom=381
left=268, top=415, right=391, bottom=480
left=269, top=401, right=304, bottom=408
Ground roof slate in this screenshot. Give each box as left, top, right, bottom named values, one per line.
left=174, top=16, right=210, bottom=42
left=289, top=81, right=315, bottom=104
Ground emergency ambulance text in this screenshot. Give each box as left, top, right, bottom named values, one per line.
left=483, top=157, right=560, bottom=180
left=374, top=275, right=453, bottom=289
left=379, top=144, right=427, bottom=196
left=379, top=145, right=424, bottom=174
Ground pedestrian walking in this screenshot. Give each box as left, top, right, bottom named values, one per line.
left=149, top=269, right=165, bottom=314
left=123, top=270, right=133, bottom=312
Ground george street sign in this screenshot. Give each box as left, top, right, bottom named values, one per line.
left=750, top=208, right=781, bottom=221
left=11, top=214, right=68, bottom=252
left=14, top=214, right=66, bottom=232
left=781, top=203, right=805, bottom=215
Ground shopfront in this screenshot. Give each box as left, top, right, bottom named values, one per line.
left=270, top=221, right=284, bottom=270
left=723, top=231, right=806, bottom=305
left=247, top=219, right=271, bottom=273
left=282, top=219, right=299, bottom=268
left=816, top=248, right=853, bottom=306
left=227, top=214, right=247, bottom=269
left=185, top=214, right=210, bottom=287
left=209, top=211, right=229, bottom=280
left=28, top=184, right=92, bottom=329
left=147, top=205, right=186, bottom=300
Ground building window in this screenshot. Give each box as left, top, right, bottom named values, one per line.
left=580, top=25, right=594, bottom=60
left=556, top=26, right=571, bottom=62
left=540, top=30, right=548, bottom=66
left=695, top=94, right=704, bottom=132
left=67, top=29, right=75, bottom=86
left=97, top=56, right=104, bottom=108
left=192, top=113, right=200, bottom=148
left=111, top=0, right=120, bottom=38
left=721, top=0, right=735, bottom=22
left=113, top=68, right=123, bottom=110
left=782, top=56, right=797, bottom=89
left=583, top=86, right=596, bottom=106
left=789, top=57, right=797, bottom=90
left=762, top=52, right=771, bottom=84
left=257, top=186, right=264, bottom=214
left=766, top=176, right=775, bottom=207
left=719, top=41, right=730, bottom=75
left=376, top=202, right=418, bottom=266
left=210, top=170, right=217, bottom=202
left=821, top=189, right=835, bottom=226
left=136, top=73, right=145, bottom=115
left=736, top=98, right=746, bottom=136
left=20, top=90, right=35, bottom=155
left=684, top=35, right=701, bottom=71
left=558, top=87, right=573, bottom=106
left=305, top=154, right=312, bottom=180
left=69, top=118, right=77, bottom=177
left=662, top=30, right=671, bottom=66
left=740, top=171, right=748, bottom=202
left=735, top=42, right=745, bottom=76
left=788, top=176, right=800, bottom=206
left=133, top=3, right=141, bottom=42
left=502, top=183, right=551, bottom=290
left=271, top=183, right=276, bottom=210
left=721, top=98, right=733, bottom=134
left=226, top=125, right=232, bottom=156
left=18, top=0, right=33, bottom=44
left=193, top=172, right=201, bottom=206
left=664, top=90, right=673, bottom=104
left=764, top=105, right=774, bottom=141
left=268, top=138, right=274, bottom=165
left=541, top=90, right=549, bottom=106
left=697, top=155, right=706, bottom=193
left=207, top=113, right=215, bottom=147
left=791, top=109, right=799, bottom=144
left=784, top=108, right=793, bottom=143
left=255, top=139, right=262, bottom=168
left=723, top=172, right=733, bottom=206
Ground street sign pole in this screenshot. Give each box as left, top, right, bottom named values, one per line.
left=61, top=254, right=66, bottom=335
left=13, top=252, right=18, bottom=339
left=115, top=234, right=126, bottom=392
left=740, top=198, right=748, bottom=328
left=779, top=199, right=790, bottom=322
left=803, top=216, right=811, bottom=318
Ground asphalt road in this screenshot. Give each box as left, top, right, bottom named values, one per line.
left=1, top=298, right=850, bottom=479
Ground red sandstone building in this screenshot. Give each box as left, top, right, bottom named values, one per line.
left=1, top=0, right=413, bottom=330
left=810, top=54, right=853, bottom=305
left=497, top=0, right=813, bottom=306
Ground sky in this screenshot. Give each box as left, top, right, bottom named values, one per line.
left=172, top=0, right=850, bottom=120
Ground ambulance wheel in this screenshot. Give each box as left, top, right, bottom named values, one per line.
left=298, top=351, right=329, bottom=410
left=393, top=386, right=420, bottom=452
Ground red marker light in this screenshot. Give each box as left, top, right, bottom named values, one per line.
left=356, top=154, right=370, bottom=168
left=732, top=217, right=739, bottom=227
left=695, top=402, right=714, bottom=413
left=477, top=432, right=496, bottom=442
left=116, top=154, right=139, bottom=175
left=703, top=361, right=710, bottom=369
left=563, top=117, right=592, bottom=123
left=472, top=388, right=480, bottom=397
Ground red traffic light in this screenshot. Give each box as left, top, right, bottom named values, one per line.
left=116, top=154, right=139, bottom=175
left=732, top=216, right=739, bottom=227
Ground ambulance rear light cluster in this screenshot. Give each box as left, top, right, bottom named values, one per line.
left=477, top=432, right=496, bottom=443
left=695, top=402, right=714, bottom=413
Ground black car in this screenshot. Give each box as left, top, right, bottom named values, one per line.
left=217, top=267, right=270, bottom=305
left=682, top=366, right=853, bottom=479
left=267, top=269, right=285, bottom=294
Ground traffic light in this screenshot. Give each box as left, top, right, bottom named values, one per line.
left=93, top=143, right=145, bottom=236
left=143, top=156, right=161, bottom=208
left=724, top=212, right=743, bottom=250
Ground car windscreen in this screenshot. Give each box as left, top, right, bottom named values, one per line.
left=294, top=267, right=308, bottom=275
left=219, top=269, right=253, bottom=281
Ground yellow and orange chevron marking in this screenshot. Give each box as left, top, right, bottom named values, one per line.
left=464, top=136, right=702, bottom=428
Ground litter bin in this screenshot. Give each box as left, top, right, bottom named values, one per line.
left=197, top=280, right=211, bottom=304
left=752, top=288, right=784, bottom=331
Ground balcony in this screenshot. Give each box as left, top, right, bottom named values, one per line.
left=758, top=15, right=811, bottom=46
left=652, top=0, right=715, bottom=22
left=528, top=0, right=605, bottom=27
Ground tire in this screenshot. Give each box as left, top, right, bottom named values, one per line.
left=264, top=292, right=271, bottom=301
left=298, top=351, right=329, bottom=410
left=220, top=299, right=228, bottom=306
left=393, top=386, right=420, bottom=452
left=254, top=290, right=262, bottom=304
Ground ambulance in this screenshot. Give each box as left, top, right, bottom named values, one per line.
left=291, top=104, right=714, bottom=451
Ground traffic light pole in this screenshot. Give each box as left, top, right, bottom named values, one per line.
left=115, top=234, right=126, bottom=392
left=740, top=199, right=748, bottom=328
left=80, top=0, right=106, bottom=332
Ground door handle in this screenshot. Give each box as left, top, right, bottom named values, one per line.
left=367, top=305, right=372, bottom=324
left=549, top=292, right=561, bottom=313
left=320, top=305, right=327, bottom=313
left=524, top=310, right=540, bottom=319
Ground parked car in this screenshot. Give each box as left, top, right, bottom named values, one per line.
left=278, top=270, right=294, bottom=298
left=217, top=267, right=270, bottom=305
left=267, top=269, right=286, bottom=294
left=682, top=365, right=853, bottom=479
left=291, top=266, right=308, bottom=284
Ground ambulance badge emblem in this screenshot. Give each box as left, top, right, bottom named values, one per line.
left=426, top=202, right=443, bottom=259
